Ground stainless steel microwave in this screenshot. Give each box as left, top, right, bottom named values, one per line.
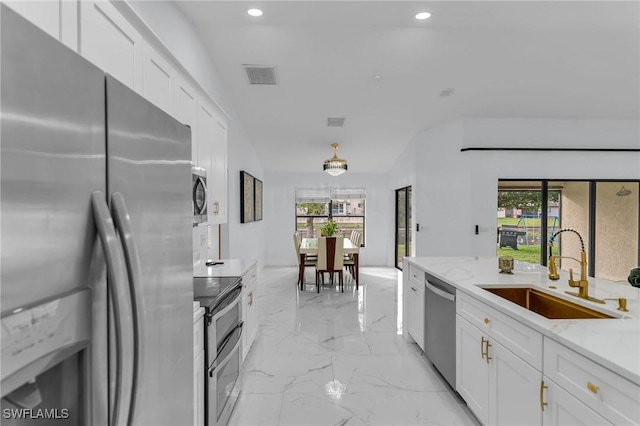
left=192, top=165, right=208, bottom=225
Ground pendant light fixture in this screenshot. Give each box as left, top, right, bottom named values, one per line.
left=323, top=143, right=348, bottom=176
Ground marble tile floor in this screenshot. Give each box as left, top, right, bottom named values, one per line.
left=228, top=266, right=480, bottom=426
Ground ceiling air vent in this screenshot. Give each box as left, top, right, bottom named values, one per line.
left=327, top=117, right=345, bottom=127
left=242, top=65, right=278, bottom=85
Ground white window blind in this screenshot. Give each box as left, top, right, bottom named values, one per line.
left=295, top=188, right=331, bottom=203
left=331, top=188, right=366, bottom=199
left=295, top=188, right=366, bottom=202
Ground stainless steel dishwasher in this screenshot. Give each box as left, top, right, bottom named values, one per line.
left=424, top=273, right=457, bottom=389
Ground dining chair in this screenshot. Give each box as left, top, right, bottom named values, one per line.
left=344, top=231, right=361, bottom=280
left=294, top=232, right=316, bottom=286
left=295, top=231, right=316, bottom=260
left=315, top=236, right=344, bottom=292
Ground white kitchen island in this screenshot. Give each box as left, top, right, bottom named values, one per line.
left=403, top=256, right=639, bottom=426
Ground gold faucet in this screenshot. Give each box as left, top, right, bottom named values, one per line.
left=548, top=228, right=605, bottom=304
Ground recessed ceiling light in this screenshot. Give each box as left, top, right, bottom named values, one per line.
left=248, top=8, right=263, bottom=17
left=415, top=12, right=431, bottom=20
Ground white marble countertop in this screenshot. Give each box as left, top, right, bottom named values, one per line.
left=405, top=256, right=640, bottom=385
left=193, top=258, right=257, bottom=278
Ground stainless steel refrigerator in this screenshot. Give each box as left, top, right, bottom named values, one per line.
left=1, top=5, right=194, bottom=425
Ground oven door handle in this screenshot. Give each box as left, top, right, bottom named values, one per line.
left=209, top=322, right=244, bottom=374
left=206, top=287, right=243, bottom=323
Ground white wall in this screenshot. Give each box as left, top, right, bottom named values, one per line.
left=265, top=172, right=394, bottom=266
left=412, top=118, right=640, bottom=257
left=128, top=0, right=266, bottom=266
left=388, top=134, right=417, bottom=257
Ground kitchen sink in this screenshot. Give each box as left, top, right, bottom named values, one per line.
left=482, top=287, right=614, bottom=319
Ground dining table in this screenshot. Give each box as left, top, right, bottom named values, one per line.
left=298, top=237, right=360, bottom=290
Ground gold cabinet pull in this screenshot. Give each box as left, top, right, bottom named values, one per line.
left=411, top=287, right=417, bottom=292
left=480, top=336, right=491, bottom=363
left=485, top=339, right=492, bottom=364
left=540, top=380, right=548, bottom=411
left=587, top=382, right=599, bottom=394
left=484, top=317, right=491, bottom=324
left=248, top=291, right=254, bottom=307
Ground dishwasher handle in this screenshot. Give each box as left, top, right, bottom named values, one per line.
left=426, top=280, right=456, bottom=302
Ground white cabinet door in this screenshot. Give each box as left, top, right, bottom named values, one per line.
left=456, top=315, right=489, bottom=425
left=79, top=0, right=143, bottom=92
left=210, top=116, right=228, bottom=223
left=142, top=41, right=175, bottom=115
left=6, top=1, right=58, bottom=42
left=193, top=349, right=205, bottom=426
left=407, top=283, right=424, bottom=350
left=196, top=99, right=215, bottom=217
left=543, top=378, right=612, bottom=426
left=490, top=340, right=542, bottom=426
left=172, top=78, right=198, bottom=165
left=6, top=0, right=78, bottom=49
left=241, top=264, right=258, bottom=362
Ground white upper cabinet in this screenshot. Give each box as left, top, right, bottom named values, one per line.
left=79, top=0, right=143, bottom=92
left=211, top=116, right=228, bottom=224
left=20, top=0, right=230, bottom=223
left=5, top=0, right=78, bottom=50
left=172, top=77, right=198, bottom=165
left=194, top=98, right=228, bottom=224
left=142, top=41, right=175, bottom=115
left=196, top=99, right=215, bottom=216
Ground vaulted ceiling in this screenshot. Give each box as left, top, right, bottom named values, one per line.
left=175, top=1, right=640, bottom=173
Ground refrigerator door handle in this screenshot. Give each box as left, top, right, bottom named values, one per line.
left=111, top=192, right=145, bottom=425
left=91, top=191, right=134, bottom=426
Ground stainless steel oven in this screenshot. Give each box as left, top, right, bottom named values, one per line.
left=192, top=165, right=208, bottom=225
left=194, top=277, right=243, bottom=426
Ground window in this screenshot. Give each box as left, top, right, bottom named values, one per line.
left=498, top=179, right=639, bottom=281
left=295, top=188, right=365, bottom=246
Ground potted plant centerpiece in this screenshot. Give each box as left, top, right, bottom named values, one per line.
left=320, top=219, right=337, bottom=237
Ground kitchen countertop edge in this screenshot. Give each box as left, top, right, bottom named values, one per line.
left=193, top=258, right=257, bottom=278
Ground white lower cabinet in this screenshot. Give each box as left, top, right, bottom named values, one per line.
left=407, top=281, right=425, bottom=350
left=457, top=291, right=544, bottom=426
left=193, top=307, right=205, bottom=426
left=456, top=290, right=639, bottom=426
left=542, top=378, right=612, bottom=426
left=490, top=339, right=542, bottom=425
left=241, top=263, right=258, bottom=362
left=403, top=262, right=425, bottom=350
left=457, top=315, right=490, bottom=424
left=543, top=337, right=639, bottom=425
left=457, top=315, right=541, bottom=426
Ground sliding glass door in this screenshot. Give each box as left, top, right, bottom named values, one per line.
left=395, top=187, right=412, bottom=269
left=498, top=179, right=639, bottom=281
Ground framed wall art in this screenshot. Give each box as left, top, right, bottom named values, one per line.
left=254, top=178, right=263, bottom=221
left=240, top=171, right=255, bottom=223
